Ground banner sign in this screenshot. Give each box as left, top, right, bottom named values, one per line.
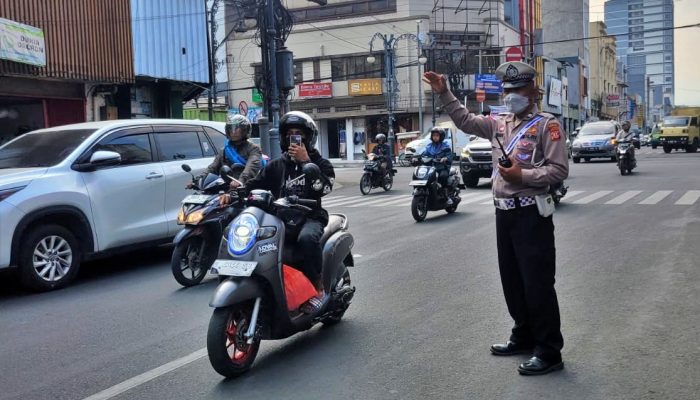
left=475, top=74, right=502, bottom=94
left=548, top=78, right=562, bottom=107
left=298, top=82, right=333, bottom=98
left=0, top=18, right=46, bottom=66
left=348, top=79, right=382, bottom=96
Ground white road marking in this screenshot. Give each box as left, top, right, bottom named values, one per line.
left=675, top=190, right=700, bottom=205
left=348, top=195, right=411, bottom=207
left=82, top=348, right=207, bottom=400
left=572, top=190, right=614, bottom=204
left=325, top=197, right=368, bottom=207
left=638, top=190, right=673, bottom=205
left=559, top=190, right=585, bottom=201
left=460, top=193, right=494, bottom=204
left=605, top=190, right=643, bottom=205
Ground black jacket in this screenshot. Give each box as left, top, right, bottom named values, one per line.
left=246, top=149, right=334, bottom=225
left=372, top=143, right=390, bottom=157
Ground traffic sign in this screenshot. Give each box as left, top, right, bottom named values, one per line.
left=476, top=90, right=486, bottom=102
left=505, top=47, right=523, bottom=62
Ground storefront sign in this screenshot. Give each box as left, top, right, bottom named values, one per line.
left=348, top=79, right=382, bottom=96
left=606, top=94, right=620, bottom=108
left=0, top=18, right=46, bottom=66
left=475, top=74, right=502, bottom=94
left=548, top=78, right=562, bottom=108
left=297, top=82, right=333, bottom=99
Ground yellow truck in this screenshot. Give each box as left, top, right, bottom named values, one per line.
left=659, top=107, right=700, bottom=153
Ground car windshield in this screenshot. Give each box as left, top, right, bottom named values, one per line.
left=663, top=117, right=689, bottom=127
left=579, top=124, right=615, bottom=136
left=0, top=129, right=95, bottom=169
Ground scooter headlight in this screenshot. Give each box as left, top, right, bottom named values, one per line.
left=227, top=213, right=258, bottom=256
left=416, top=166, right=429, bottom=179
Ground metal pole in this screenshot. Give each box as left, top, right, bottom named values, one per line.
left=267, top=0, right=281, bottom=159
left=207, top=7, right=216, bottom=121
left=416, top=21, right=423, bottom=133
left=431, top=48, right=436, bottom=127
left=478, top=49, right=483, bottom=114
left=386, top=37, right=395, bottom=163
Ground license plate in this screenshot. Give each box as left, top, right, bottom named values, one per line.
left=210, top=260, right=258, bottom=277
left=586, top=147, right=598, bottom=151
left=409, top=180, right=428, bottom=186
left=479, top=164, right=491, bottom=169
left=182, top=194, right=211, bottom=204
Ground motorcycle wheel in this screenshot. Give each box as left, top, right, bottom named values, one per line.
left=411, top=196, right=428, bottom=222
left=620, top=165, right=626, bottom=175
left=382, top=173, right=393, bottom=191
left=321, top=268, right=352, bottom=326
left=360, top=173, right=372, bottom=195
left=171, top=236, right=209, bottom=287
left=207, top=304, right=261, bottom=378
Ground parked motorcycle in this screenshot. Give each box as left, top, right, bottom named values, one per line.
left=206, top=163, right=356, bottom=378
left=616, top=139, right=637, bottom=175
left=408, top=155, right=461, bottom=222
left=548, top=181, right=569, bottom=205
left=359, top=150, right=394, bottom=195
left=171, top=164, right=243, bottom=287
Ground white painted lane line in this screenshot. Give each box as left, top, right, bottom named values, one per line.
left=605, top=190, right=643, bottom=205
left=461, top=193, right=494, bottom=204
left=323, top=195, right=361, bottom=205
left=675, top=190, right=700, bottom=205
left=324, top=197, right=367, bottom=207
left=348, top=196, right=411, bottom=207
left=82, top=348, right=207, bottom=400
left=375, top=196, right=420, bottom=207
left=638, top=190, right=673, bottom=205
left=459, top=192, right=492, bottom=202
left=560, top=190, right=585, bottom=201
left=572, top=190, right=614, bottom=204
left=320, top=195, right=348, bottom=203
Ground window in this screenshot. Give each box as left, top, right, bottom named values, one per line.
left=630, top=18, right=643, bottom=25
left=629, top=26, right=644, bottom=33
left=665, top=76, right=672, bottom=82
left=628, top=3, right=643, bottom=10
left=197, top=132, right=215, bottom=157
left=155, top=131, right=205, bottom=161
left=331, top=54, right=384, bottom=81
left=96, top=134, right=152, bottom=166
left=204, top=127, right=226, bottom=153
left=0, top=129, right=95, bottom=168
left=691, top=117, right=698, bottom=127
left=313, top=60, right=321, bottom=82
left=294, top=62, right=303, bottom=84
left=664, top=55, right=672, bottom=61
left=664, top=44, right=673, bottom=51
left=630, top=41, right=644, bottom=50
left=630, top=33, right=643, bottom=40
left=629, top=11, right=643, bottom=17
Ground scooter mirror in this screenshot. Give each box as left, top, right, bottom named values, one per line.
left=181, top=164, right=192, bottom=173
left=302, top=162, right=321, bottom=181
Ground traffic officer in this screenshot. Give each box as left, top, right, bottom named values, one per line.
left=423, top=61, right=569, bottom=375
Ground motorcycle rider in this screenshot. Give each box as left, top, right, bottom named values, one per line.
left=189, top=114, right=262, bottom=189
left=371, top=133, right=393, bottom=174
left=616, top=120, right=636, bottom=164
left=244, top=111, right=335, bottom=314
left=420, top=127, right=454, bottom=205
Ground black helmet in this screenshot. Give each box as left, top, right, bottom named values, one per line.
left=375, top=133, right=386, bottom=144
left=279, top=111, right=318, bottom=151
left=430, top=127, right=446, bottom=142
left=226, top=114, right=252, bottom=141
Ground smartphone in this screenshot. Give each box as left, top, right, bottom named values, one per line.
left=290, top=135, right=302, bottom=147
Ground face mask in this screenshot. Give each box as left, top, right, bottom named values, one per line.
left=503, top=93, right=530, bottom=114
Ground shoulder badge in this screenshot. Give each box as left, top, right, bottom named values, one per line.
left=547, top=122, right=561, bottom=141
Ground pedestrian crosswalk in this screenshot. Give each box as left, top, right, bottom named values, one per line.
left=321, top=189, right=700, bottom=209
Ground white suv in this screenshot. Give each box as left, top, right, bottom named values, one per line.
left=0, top=119, right=230, bottom=291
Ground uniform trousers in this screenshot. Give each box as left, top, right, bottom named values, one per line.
left=495, top=205, right=563, bottom=362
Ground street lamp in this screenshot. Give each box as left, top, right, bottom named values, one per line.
left=367, top=32, right=424, bottom=163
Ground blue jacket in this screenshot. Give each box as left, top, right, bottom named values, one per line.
left=421, top=141, right=453, bottom=164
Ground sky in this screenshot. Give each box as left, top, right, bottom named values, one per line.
left=589, top=0, right=700, bottom=106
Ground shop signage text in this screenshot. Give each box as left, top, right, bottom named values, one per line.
left=0, top=18, right=46, bottom=66
left=348, top=79, right=382, bottom=96
left=298, top=82, right=333, bottom=98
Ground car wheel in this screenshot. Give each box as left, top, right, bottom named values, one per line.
left=663, top=145, right=672, bottom=154
left=611, top=156, right=617, bottom=162
left=573, top=157, right=580, bottom=164
left=584, top=157, right=591, bottom=162
left=19, top=224, right=81, bottom=292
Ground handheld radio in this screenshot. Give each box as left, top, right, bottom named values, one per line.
left=495, top=135, right=512, bottom=168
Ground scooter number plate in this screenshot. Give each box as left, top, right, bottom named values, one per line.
left=182, top=194, right=211, bottom=204
left=210, top=260, right=258, bottom=277
left=409, top=180, right=428, bottom=186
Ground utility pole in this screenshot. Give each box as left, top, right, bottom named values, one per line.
left=368, top=32, right=424, bottom=164
left=646, top=75, right=651, bottom=132
left=478, top=49, right=483, bottom=114
left=416, top=21, right=424, bottom=133
left=207, top=0, right=220, bottom=121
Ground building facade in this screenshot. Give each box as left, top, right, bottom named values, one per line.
left=589, top=21, right=619, bottom=120
left=605, top=0, right=674, bottom=127
left=225, top=0, right=527, bottom=160
left=541, top=0, right=590, bottom=132
left=0, top=0, right=134, bottom=143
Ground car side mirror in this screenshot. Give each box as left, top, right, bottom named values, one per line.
left=302, top=162, right=321, bottom=181
left=469, top=135, right=477, bottom=142
left=181, top=164, right=192, bottom=173
left=89, top=151, right=121, bottom=167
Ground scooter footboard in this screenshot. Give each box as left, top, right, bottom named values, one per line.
left=209, top=278, right=264, bottom=308
left=322, top=231, right=354, bottom=289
